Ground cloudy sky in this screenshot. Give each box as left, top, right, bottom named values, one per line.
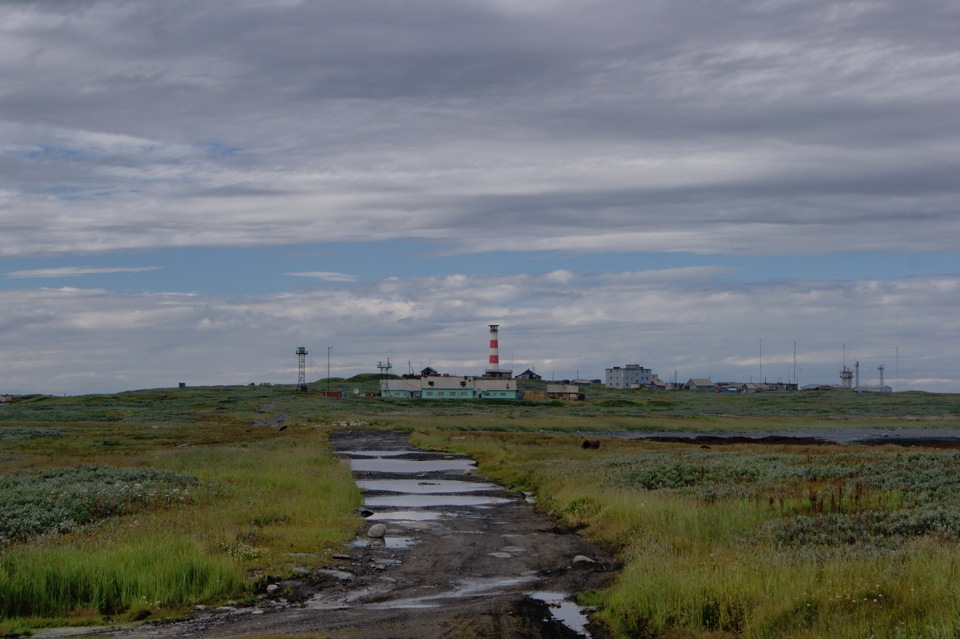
left=1, top=0, right=958, bottom=395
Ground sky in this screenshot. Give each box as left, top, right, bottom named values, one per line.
left=1, top=0, right=958, bottom=395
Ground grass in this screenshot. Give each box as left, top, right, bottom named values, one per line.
left=2, top=382, right=960, bottom=636
left=413, top=430, right=960, bottom=638
left=0, top=534, right=241, bottom=620
left=0, top=393, right=363, bottom=630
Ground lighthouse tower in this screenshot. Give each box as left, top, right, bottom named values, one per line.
left=484, top=324, right=512, bottom=379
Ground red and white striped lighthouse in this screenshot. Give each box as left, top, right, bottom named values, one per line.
left=487, top=324, right=500, bottom=373
left=484, top=324, right=512, bottom=378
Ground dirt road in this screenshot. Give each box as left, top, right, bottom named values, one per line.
left=88, top=430, right=615, bottom=639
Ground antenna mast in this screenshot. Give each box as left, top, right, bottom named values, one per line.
left=296, top=347, right=308, bottom=392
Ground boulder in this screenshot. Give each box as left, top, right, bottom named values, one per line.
left=367, top=523, right=387, bottom=538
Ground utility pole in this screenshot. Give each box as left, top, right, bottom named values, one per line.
left=327, top=346, right=332, bottom=394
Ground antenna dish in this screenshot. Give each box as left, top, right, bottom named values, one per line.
left=353, top=388, right=360, bottom=395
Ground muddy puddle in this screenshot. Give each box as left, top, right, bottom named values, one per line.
left=356, top=478, right=498, bottom=493
left=318, top=430, right=608, bottom=638
left=528, top=591, right=592, bottom=636
left=364, top=493, right=515, bottom=507
left=347, top=457, right=478, bottom=473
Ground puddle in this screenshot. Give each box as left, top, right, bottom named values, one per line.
left=364, top=494, right=514, bottom=508
left=357, top=479, right=497, bottom=494
left=367, top=575, right=540, bottom=610
left=329, top=434, right=603, bottom=636
left=364, top=510, right=446, bottom=521
left=341, top=450, right=416, bottom=457
left=527, top=591, right=591, bottom=637
left=352, top=537, right=418, bottom=549
left=349, top=458, right=477, bottom=473
left=622, top=428, right=960, bottom=446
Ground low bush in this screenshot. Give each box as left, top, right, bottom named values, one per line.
left=0, top=466, right=197, bottom=546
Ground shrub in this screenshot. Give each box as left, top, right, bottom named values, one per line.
left=0, top=466, right=197, bottom=546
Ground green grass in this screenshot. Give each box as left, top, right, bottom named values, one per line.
left=0, top=534, right=241, bottom=620
left=414, top=431, right=960, bottom=638
left=2, top=382, right=959, bottom=635
left=0, top=403, right=362, bottom=630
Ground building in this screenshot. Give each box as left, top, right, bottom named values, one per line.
left=684, top=378, right=718, bottom=392
left=380, top=378, right=423, bottom=398
left=381, top=376, right=518, bottom=400
left=546, top=384, right=584, bottom=400
left=605, top=364, right=654, bottom=389
left=516, top=368, right=542, bottom=380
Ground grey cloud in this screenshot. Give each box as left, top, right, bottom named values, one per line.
left=0, top=0, right=957, bottom=256
left=1, top=272, right=957, bottom=394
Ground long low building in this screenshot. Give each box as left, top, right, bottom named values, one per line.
left=381, top=376, right=518, bottom=400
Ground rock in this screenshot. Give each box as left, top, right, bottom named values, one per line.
left=572, top=555, right=596, bottom=565
left=367, top=523, right=387, bottom=538
left=318, top=569, right=355, bottom=581
left=357, top=508, right=375, bottom=518
left=373, top=559, right=401, bottom=570
left=266, top=584, right=280, bottom=594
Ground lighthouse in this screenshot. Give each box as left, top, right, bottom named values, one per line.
left=484, top=324, right=512, bottom=379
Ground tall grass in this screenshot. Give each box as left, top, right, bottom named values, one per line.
left=416, top=431, right=960, bottom=638
left=153, top=435, right=363, bottom=570
left=0, top=534, right=241, bottom=620
left=0, top=424, right=362, bottom=629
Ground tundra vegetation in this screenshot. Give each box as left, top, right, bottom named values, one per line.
left=1, top=377, right=958, bottom=638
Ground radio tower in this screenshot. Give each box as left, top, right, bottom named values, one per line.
left=296, top=346, right=308, bottom=392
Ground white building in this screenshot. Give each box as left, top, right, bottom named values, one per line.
left=605, top=364, right=654, bottom=389
left=381, top=376, right=517, bottom=400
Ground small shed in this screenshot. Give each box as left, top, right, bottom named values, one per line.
left=546, top=384, right=584, bottom=400
left=684, top=378, right=718, bottom=392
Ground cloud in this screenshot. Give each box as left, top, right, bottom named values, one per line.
left=6, top=266, right=161, bottom=279
left=287, top=271, right=359, bottom=283
left=0, top=271, right=956, bottom=395
left=0, top=0, right=956, bottom=258
left=0, top=1, right=955, bottom=397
